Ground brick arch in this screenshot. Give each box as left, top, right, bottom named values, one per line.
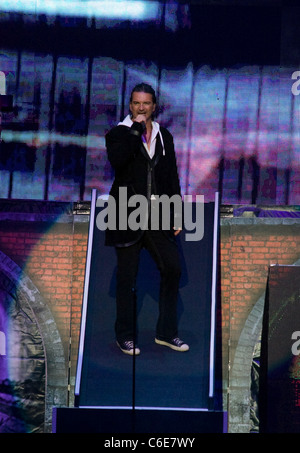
left=0, top=250, right=67, bottom=432
left=229, top=258, right=300, bottom=433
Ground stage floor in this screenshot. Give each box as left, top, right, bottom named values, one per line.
left=52, top=407, right=226, bottom=433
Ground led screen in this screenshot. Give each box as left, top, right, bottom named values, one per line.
left=0, top=1, right=298, bottom=205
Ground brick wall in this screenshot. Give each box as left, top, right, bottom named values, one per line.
left=0, top=222, right=75, bottom=361
left=0, top=205, right=299, bottom=432
left=220, top=218, right=300, bottom=432
left=221, top=219, right=300, bottom=354
left=0, top=212, right=89, bottom=416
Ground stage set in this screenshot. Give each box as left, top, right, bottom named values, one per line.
left=0, top=0, right=300, bottom=434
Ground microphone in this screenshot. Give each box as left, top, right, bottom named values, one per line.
left=140, top=121, right=146, bottom=133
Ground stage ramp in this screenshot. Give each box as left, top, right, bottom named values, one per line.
left=54, top=190, right=224, bottom=433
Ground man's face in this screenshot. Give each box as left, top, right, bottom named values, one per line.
left=129, top=91, right=156, bottom=123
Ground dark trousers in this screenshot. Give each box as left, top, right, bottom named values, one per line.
left=115, top=230, right=181, bottom=343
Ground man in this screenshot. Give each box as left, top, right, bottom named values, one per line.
left=105, top=83, right=189, bottom=356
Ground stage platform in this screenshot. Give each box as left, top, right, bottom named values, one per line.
left=58, top=191, right=225, bottom=434
left=52, top=407, right=226, bottom=433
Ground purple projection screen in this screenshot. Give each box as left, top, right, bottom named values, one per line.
left=0, top=2, right=298, bottom=206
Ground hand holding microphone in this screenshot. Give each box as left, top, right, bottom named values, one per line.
left=133, top=114, right=147, bottom=132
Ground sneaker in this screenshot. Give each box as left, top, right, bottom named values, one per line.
left=116, top=340, right=140, bottom=356
left=155, top=337, right=189, bottom=352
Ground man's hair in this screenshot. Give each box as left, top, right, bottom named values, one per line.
left=130, top=83, right=157, bottom=104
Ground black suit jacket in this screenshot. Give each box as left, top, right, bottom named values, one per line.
left=104, top=120, right=181, bottom=247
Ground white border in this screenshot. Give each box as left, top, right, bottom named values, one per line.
left=75, top=188, right=97, bottom=396
left=78, top=406, right=209, bottom=411
left=209, top=191, right=219, bottom=398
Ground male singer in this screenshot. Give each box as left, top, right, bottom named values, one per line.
left=105, top=83, right=189, bottom=355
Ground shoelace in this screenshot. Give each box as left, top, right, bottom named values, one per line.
left=172, top=337, right=184, bottom=346
left=124, top=340, right=136, bottom=349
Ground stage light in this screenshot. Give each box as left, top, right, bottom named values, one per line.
left=0, top=0, right=160, bottom=20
